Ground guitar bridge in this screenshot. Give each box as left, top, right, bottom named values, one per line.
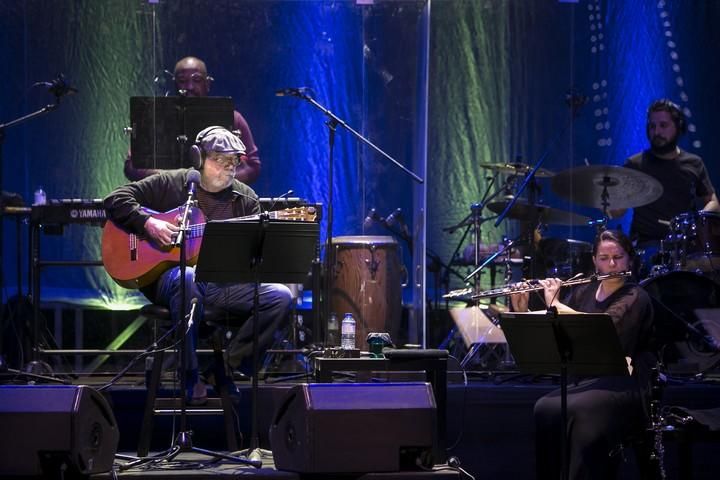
left=130, top=234, right=138, bottom=261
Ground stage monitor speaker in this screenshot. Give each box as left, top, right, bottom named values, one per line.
left=270, top=382, right=436, bottom=474
left=0, top=385, right=119, bottom=477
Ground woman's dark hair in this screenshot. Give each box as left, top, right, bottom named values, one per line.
left=592, top=229, right=635, bottom=259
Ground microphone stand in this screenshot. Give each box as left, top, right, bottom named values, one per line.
left=442, top=173, right=510, bottom=289
left=494, top=94, right=587, bottom=230
left=172, top=184, right=193, bottom=448
left=247, top=211, right=270, bottom=463
left=1, top=88, right=68, bottom=363
left=493, top=94, right=586, bottom=282
left=284, top=90, right=423, bottom=342
left=151, top=180, right=259, bottom=467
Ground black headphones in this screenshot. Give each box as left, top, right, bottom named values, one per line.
left=189, top=126, right=227, bottom=169
left=647, top=98, right=687, bottom=135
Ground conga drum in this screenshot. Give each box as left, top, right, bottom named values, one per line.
left=330, top=236, right=403, bottom=349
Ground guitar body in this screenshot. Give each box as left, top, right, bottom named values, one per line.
left=102, top=205, right=316, bottom=289
left=102, top=207, right=206, bottom=289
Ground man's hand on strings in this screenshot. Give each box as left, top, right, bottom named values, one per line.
left=144, top=217, right=180, bottom=247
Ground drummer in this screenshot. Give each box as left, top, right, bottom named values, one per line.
left=610, top=99, right=719, bottom=271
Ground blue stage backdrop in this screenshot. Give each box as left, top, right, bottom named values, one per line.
left=1, top=0, right=719, bottom=311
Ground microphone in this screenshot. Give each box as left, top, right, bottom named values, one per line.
left=275, top=87, right=310, bottom=97
left=34, top=74, right=78, bottom=98
left=186, top=170, right=201, bottom=196
left=187, top=298, right=199, bottom=331
left=385, top=208, right=410, bottom=237
left=385, top=208, right=402, bottom=227
left=266, top=189, right=295, bottom=212
left=363, top=208, right=381, bottom=229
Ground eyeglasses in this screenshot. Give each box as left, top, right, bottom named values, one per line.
left=207, top=153, right=240, bottom=168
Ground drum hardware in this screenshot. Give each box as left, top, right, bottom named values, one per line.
left=478, top=162, right=556, bottom=178
left=640, top=271, right=720, bottom=373
left=491, top=155, right=562, bottom=282
left=665, top=211, right=720, bottom=273
left=461, top=271, right=631, bottom=300
left=464, top=237, right=519, bottom=284
left=453, top=95, right=588, bottom=370
left=443, top=171, right=518, bottom=292
left=539, top=237, right=594, bottom=278
left=365, top=244, right=380, bottom=280
left=486, top=197, right=591, bottom=226
left=551, top=164, right=664, bottom=219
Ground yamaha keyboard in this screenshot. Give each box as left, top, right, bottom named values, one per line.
left=30, top=198, right=321, bottom=226
left=31, top=199, right=106, bottom=226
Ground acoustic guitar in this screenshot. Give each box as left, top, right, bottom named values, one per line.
left=102, top=206, right=317, bottom=289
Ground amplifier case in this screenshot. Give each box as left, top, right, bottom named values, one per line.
left=270, top=382, right=436, bottom=473
left=0, top=385, right=119, bottom=476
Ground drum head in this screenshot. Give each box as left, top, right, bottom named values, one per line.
left=641, top=271, right=720, bottom=372
left=538, top=237, right=593, bottom=278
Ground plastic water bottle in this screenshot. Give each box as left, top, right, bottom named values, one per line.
left=33, top=186, right=46, bottom=206
left=340, top=313, right=356, bottom=349
left=326, top=312, right=339, bottom=346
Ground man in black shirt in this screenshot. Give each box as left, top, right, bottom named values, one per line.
left=611, top=99, right=719, bottom=271
left=124, top=56, right=262, bottom=185
left=106, top=126, right=291, bottom=404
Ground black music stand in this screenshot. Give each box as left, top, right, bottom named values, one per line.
left=499, top=312, right=629, bottom=480
left=196, top=218, right=319, bottom=460
left=129, top=96, right=233, bottom=170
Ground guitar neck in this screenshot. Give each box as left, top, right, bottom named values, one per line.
left=200, top=207, right=317, bottom=225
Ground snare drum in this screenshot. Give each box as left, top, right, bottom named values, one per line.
left=668, top=211, right=720, bottom=271
left=330, top=236, right=403, bottom=349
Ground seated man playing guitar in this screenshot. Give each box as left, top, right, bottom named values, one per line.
left=103, top=126, right=293, bottom=404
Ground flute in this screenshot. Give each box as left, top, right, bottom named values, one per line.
left=472, top=271, right=632, bottom=299
left=442, top=271, right=632, bottom=300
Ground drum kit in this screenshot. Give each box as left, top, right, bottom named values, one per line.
left=444, top=161, right=720, bottom=372
left=446, top=161, right=663, bottom=287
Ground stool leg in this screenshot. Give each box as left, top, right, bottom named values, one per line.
left=137, top=350, right=164, bottom=457
left=211, top=328, right=239, bottom=451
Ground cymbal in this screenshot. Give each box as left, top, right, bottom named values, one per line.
left=551, top=165, right=663, bottom=209
left=479, top=162, right=555, bottom=178
left=487, top=198, right=590, bottom=225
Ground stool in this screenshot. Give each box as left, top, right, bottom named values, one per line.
left=136, top=304, right=246, bottom=456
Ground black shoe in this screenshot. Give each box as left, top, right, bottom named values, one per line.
left=187, top=382, right=208, bottom=406
left=204, top=370, right=241, bottom=404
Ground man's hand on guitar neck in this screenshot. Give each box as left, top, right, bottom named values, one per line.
left=144, top=216, right=180, bottom=247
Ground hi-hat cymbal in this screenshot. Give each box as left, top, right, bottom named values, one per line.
left=551, top=165, right=663, bottom=209
left=487, top=198, right=590, bottom=225
left=479, top=162, right=555, bottom=178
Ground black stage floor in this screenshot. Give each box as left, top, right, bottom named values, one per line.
left=3, top=372, right=720, bottom=479
left=77, top=374, right=720, bottom=479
